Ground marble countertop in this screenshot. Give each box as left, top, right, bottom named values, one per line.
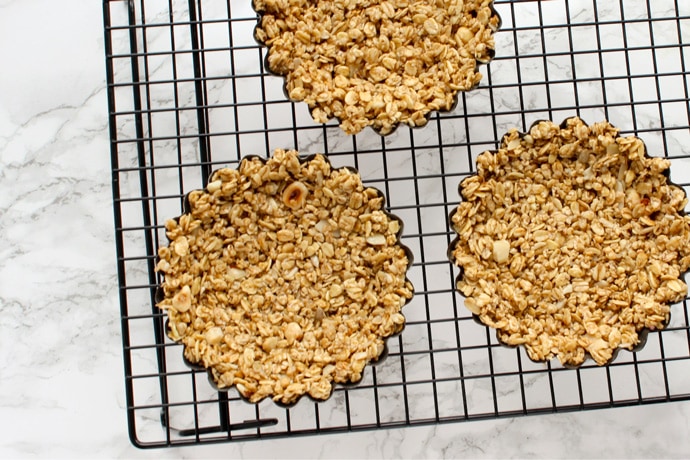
left=2, top=0, right=690, bottom=458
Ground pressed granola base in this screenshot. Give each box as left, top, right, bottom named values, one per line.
left=450, top=117, right=690, bottom=366
left=156, top=149, right=414, bottom=404
left=253, top=0, right=500, bottom=135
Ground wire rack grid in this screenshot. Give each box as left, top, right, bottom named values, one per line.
left=103, top=0, right=690, bottom=448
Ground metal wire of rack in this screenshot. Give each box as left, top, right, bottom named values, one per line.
left=103, top=0, right=690, bottom=448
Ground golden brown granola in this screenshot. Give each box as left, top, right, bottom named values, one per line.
left=156, top=149, right=414, bottom=404
left=450, top=117, right=690, bottom=366
left=254, top=0, right=500, bottom=135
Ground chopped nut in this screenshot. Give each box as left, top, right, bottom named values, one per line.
left=226, top=268, right=246, bottom=282
left=262, top=336, right=279, bottom=353
left=172, top=285, right=192, bottom=312
left=329, top=284, right=343, bottom=298
left=456, top=26, right=474, bottom=43
left=284, top=322, right=303, bottom=344
left=173, top=237, right=189, bottom=257
left=205, top=327, right=224, bottom=345
left=464, top=297, right=481, bottom=315
left=492, top=239, right=510, bottom=264
left=282, top=181, right=308, bottom=210
left=207, top=180, right=222, bottom=193
left=314, top=219, right=330, bottom=233
left=366, top=234, right=387, bottom=246
left=506, top=138, right=521, bottom=150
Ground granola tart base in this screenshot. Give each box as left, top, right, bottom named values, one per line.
left=449, top=117, right=690, bottom=367
left=156, top=149, right=414, bottom=405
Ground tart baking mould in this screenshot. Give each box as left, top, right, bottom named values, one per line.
left=253, top=0, right=501, bottom=135
left=448, top=117, right=690, bottom=367
left=155, top=149, right=414, bottom=405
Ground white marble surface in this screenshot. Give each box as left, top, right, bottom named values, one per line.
left=2, top=0, right=690, bottom=458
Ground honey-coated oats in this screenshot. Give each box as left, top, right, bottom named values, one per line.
left=156, top=150, right=414, bottom=404
left=450, top=117, right=690, bottom=366
left=253, top=0, right=500, bottom=134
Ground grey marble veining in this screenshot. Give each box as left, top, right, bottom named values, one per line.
left=2, top=0, right=690, bottom=457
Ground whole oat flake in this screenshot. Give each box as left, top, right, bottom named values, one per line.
left=253, top=0, right=500, bottom=135
left=156, top=150, right=413, bottom=404
left=450, top=117, right=690, bottom=366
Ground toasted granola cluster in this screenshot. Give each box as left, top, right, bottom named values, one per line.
left=254, top=0, right=500, bottom=134
left=450, top=117, right=690, bottom=366
left=156, top=149, right=413, bottom=404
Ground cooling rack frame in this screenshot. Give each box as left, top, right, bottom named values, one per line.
left=103, top=0, right=690, bottom=448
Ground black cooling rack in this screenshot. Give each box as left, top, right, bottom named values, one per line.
left=103, top=0, right=690, bottom=448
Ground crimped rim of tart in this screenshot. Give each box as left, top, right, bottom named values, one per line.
left=449, top=117, right=690, bottom=367
left=155, top=149, right=414, bottom=405
left=252, top=0, right=501, bottom=136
